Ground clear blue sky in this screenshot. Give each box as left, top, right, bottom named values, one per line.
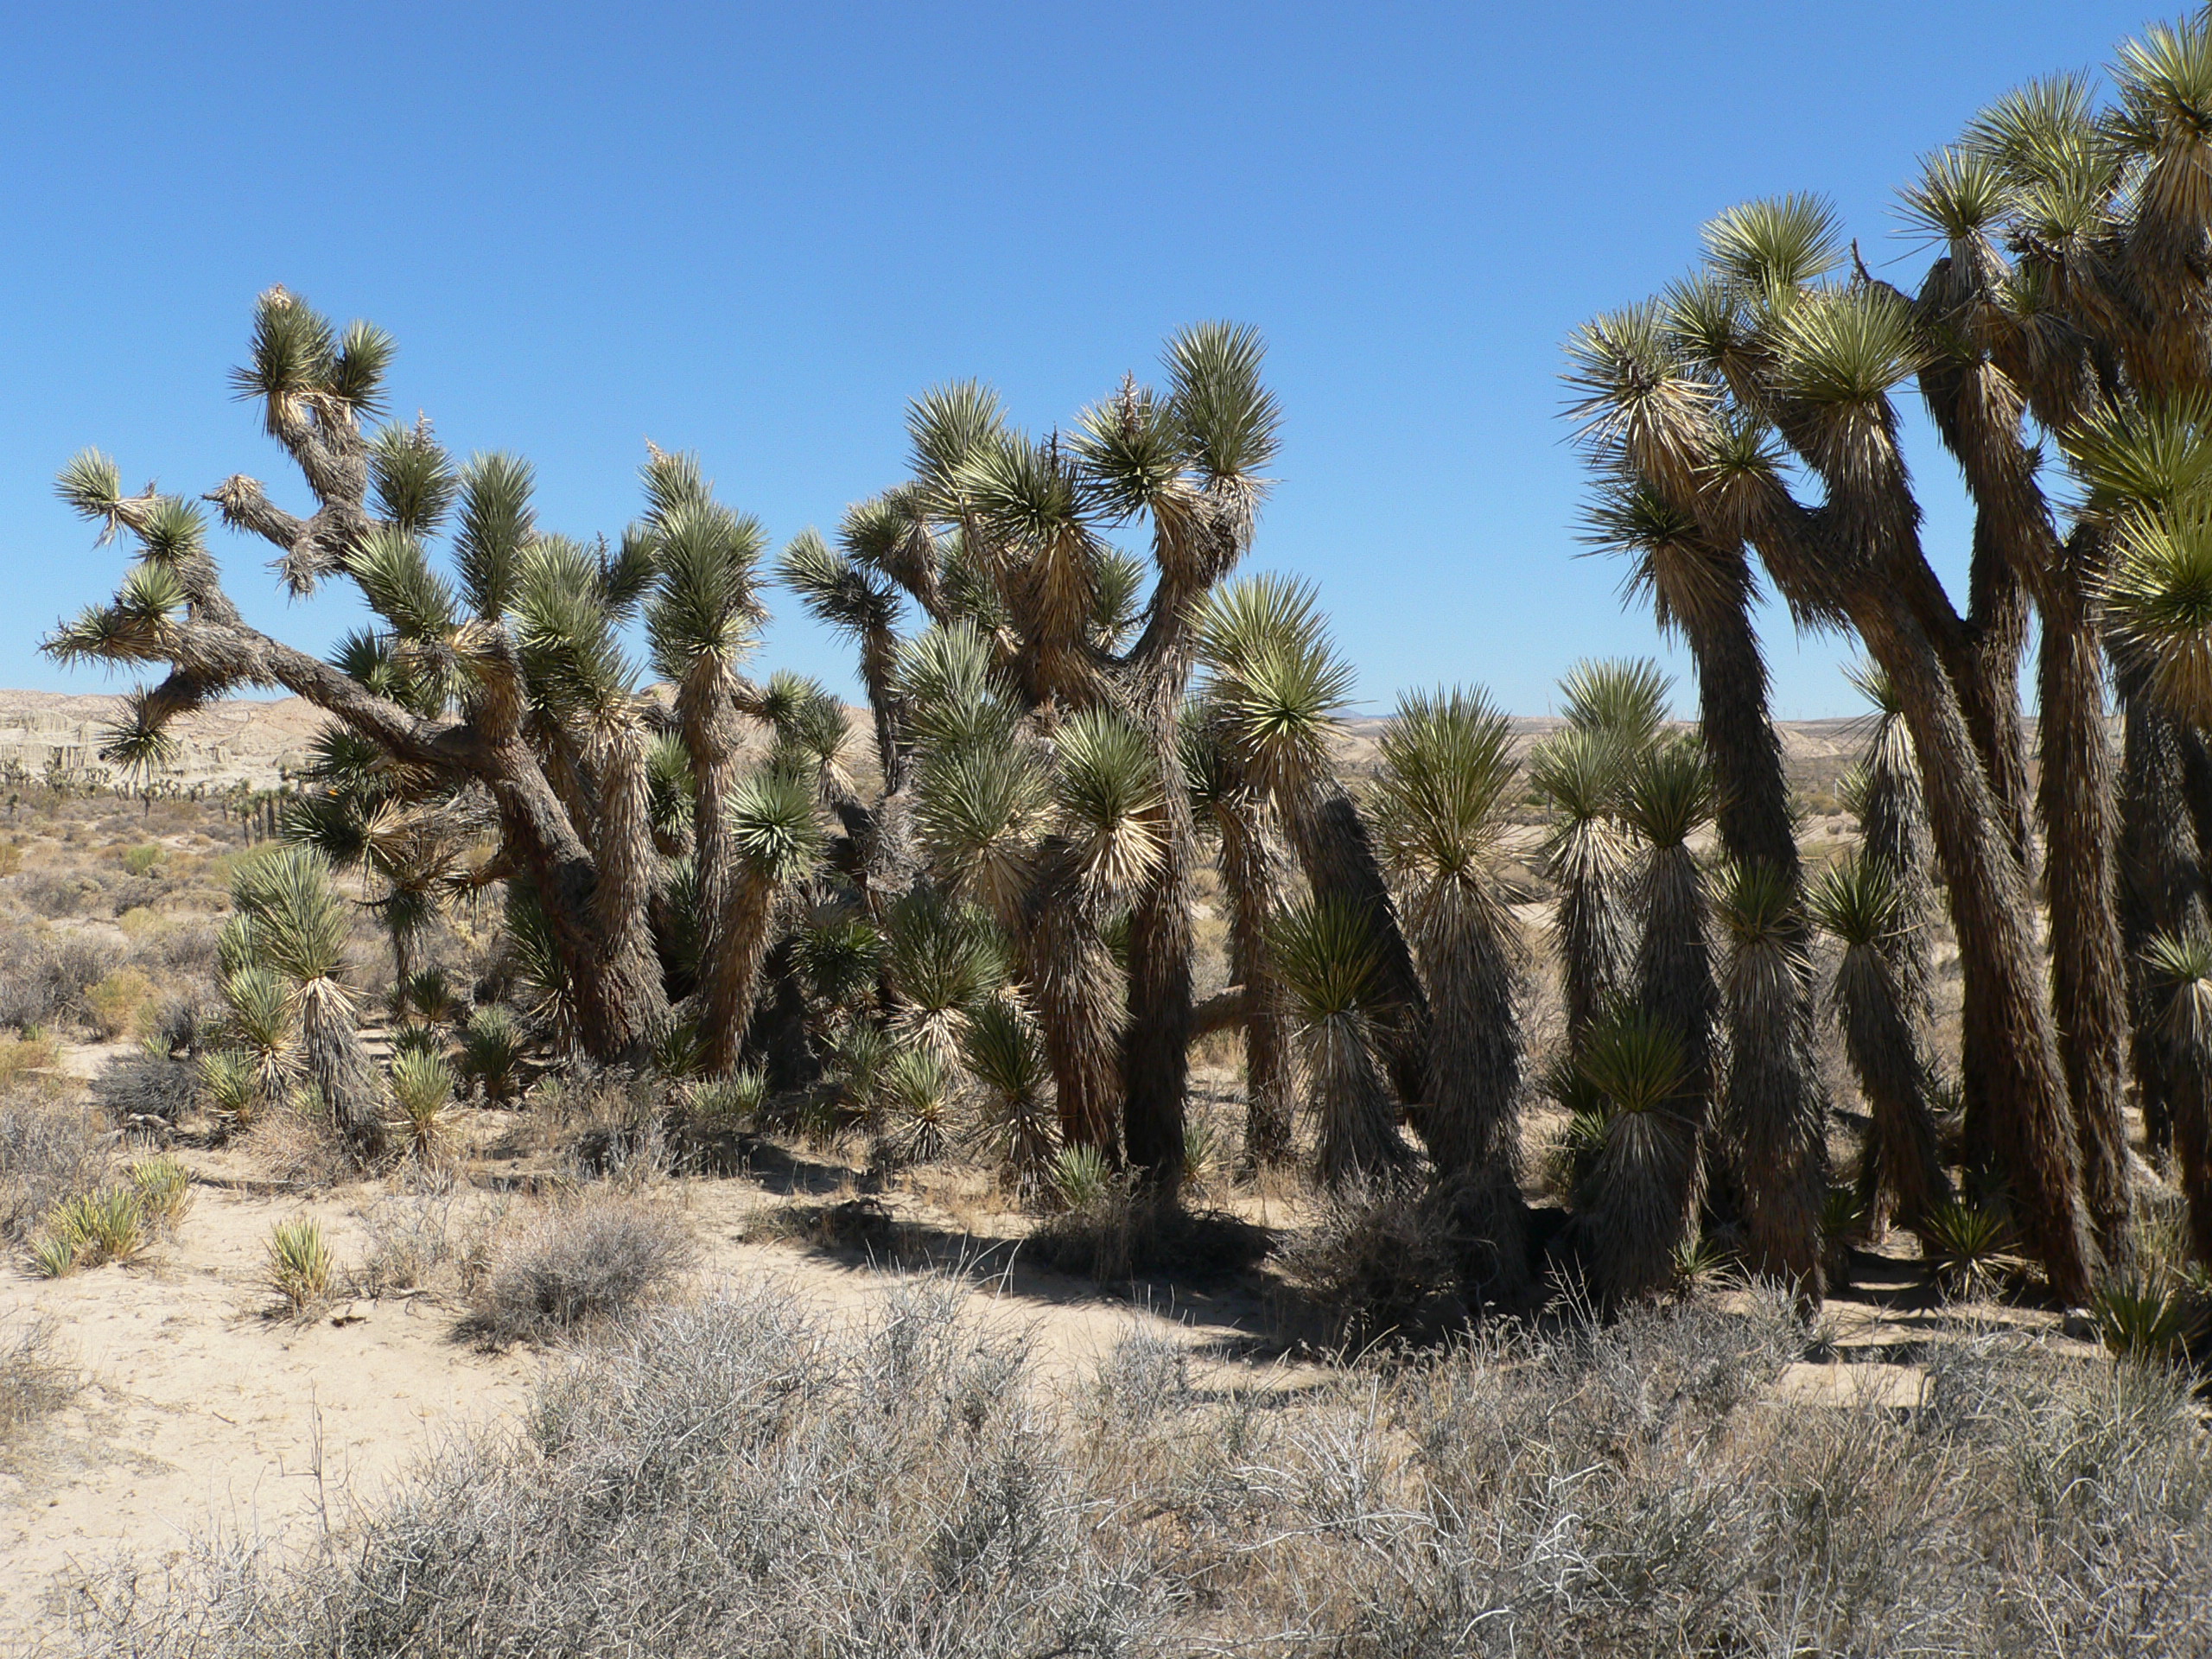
left=0, top=2, right=2163, bottom=718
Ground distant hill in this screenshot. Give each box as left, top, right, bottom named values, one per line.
left=0, top=691, right=1878, bottom=798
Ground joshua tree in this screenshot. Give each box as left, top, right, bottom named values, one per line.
left=1370, top=687, right=1531, bottom=1303
left=782, top=329, right=1282, bottom=1184
left=1563, top=1010, right=1698, bottom=1307
left=44, top=289, right=827, bottom=1066
left=1810, top=855, right=1954, bottom=1244
left=1271, top=894, right=1414, bottom=1189
left=1183, top=715, right=1297, bottom=1166
left=1843, top=664, right=1941, bottom=1031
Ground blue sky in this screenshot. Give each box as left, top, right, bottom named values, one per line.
left=0, top=1, right=2164, bottom=718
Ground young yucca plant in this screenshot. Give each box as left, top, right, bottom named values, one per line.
left=2088, top=1270, right=2197, bottom=1364
left=217, top=963, right=297, bottom=1107
left=961, top=999, right=1058, bottom=1198
left=1050, top=1143, right=1116, bottom=1213
left=1821, top=1183, right=1867, bottom=1291
left=1271, top=894, right=1414, bottom=1190
left=684, top=1067, right=767, bottom=1129
left=388, top=1049, right=455, bottom=1160
left=41, top=1189, right=148, bottom=1272
left=1558, top=657, right=1672, bottom=750
left=879, top=1047, right=955, bottom=1167
left=1921, top=1199, right=2024, bottom=1301
left=830, top=1019, right=892, bottom=1124
left=196, top=1047, right=259, bottom=1135
left=230, top=846, right=385, bottom=1160
left=1669, top=1231, right=1736, bottom=1297
left=128, top=1155, right=193, bottom=1231
left=883, top=891, right=1008, bottom=1066
left=1563, top=1009, right=1697, bottom=1308
left=264, top=1217, right=335, bottom=1314
left=1619, top=736, right=1717, bottom=1151
left=458, top=1005, right=527, bottom=1104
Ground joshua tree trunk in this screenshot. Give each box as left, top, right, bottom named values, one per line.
left=1413, top=898, right=1531, bottom=1305
left=2037, top=585, right=2130, bottom=1258
left=1022, top=851, right=1127, bottom=1156
left=1121, top=721, right=1196, bottom=1189
left=1856, top=607, right=2095, bottom=1300
left=2119, top=680, right=2211, bottom=1159
left=1670, top=550, right=1825, bottom=1296
left=1832, top=935, right=1954, bottom=1242
left=1214, top=800, right=1296, bottom=1166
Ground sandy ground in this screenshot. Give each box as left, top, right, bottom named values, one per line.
left=0, top=1157, right=1308, bottom=1643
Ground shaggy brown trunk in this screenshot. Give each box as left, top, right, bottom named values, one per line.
left=1216, top=802, right=1296, bottom=1166
left=2037, top=586, right=2130, bottom=1260
left=2119, top=683, right=2210, bottom=1158
left=586, top=721, right=671, bottom=1059
left=1023, top=849, right=1127, bottom=1156
left=1833, top=943, right=1954, bottom=1242
left=678, top=677, right=749, bottom=1075
left=1548, top=817, right=1631, bottom=1058
left=1411, top=897, right=1530, bottom=1307
left=1122, top=725, right=1195, bottom=1190
left=1571, top=1109, right=1697, bottom=1309
left=1856, top=607, right=2095, bottom=1300
left=478, top=735, right=667, bottom=1062
left=1678, top=572, right=1824, bottom=1298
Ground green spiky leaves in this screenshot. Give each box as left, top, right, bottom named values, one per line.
left=2107, top=507, right=2212, bottom=724
left=1370, top=686, right=1518, bottom=895
left=1271, top=894, right=1388, bottom=1024
left=1620, top=737, right=1714, bottom=850
left=724, top=767, right=822, bottom=884
left=1194, top=574, right=1357, bottom=798
left=1809, top=853, right=1906, bottom=950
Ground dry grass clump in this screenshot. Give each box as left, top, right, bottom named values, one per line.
left=63, top=1282, right=2212, bottom=1657
left=0, top=1316, right=78, bottom=1439
left=469, top=1192, right=695, bottom=1343
left=1274, top=1179, right=1461, bottom=1344
left=0, top=1096, right=109, bottom=1243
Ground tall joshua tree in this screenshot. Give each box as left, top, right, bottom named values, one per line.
left=782, top=327, right=1281, bottom=1183
left=1370, top=687, right=1531, bottom=1304
left=1192, top=575, right=1432, bottom=1103
left=1564, top=194, right=2100, bottom=1296
left=1184, top=715, right=1297, bottom=1166
left=44, top=289, right=810, bottom=1066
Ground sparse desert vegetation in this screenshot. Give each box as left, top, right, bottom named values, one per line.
left=13, top=10, right=2212, bottom=1655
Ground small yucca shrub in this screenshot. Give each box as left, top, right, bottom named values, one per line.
left=196, top=1047, right=259, bottom=1132
left=127, top=1154, right=193, bottom=1230
left=458, top=1005, right=527, bottom=1103
left=2088, top=1272, right=2197, bottom=1363
left=684, top=1068, right=767, bottom=1129
left=34, top=1187, right=148, bottom=1274
left=389, top=1050, right=455, bottom=1160
left=880, top=1048, right=954, bottom=1167
left=1050, top=1144, right=1116, bottom=1212
left=1923, top=1200, right=2023, bottom=1300
left=264, top=1217, right=334, bottom=1313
